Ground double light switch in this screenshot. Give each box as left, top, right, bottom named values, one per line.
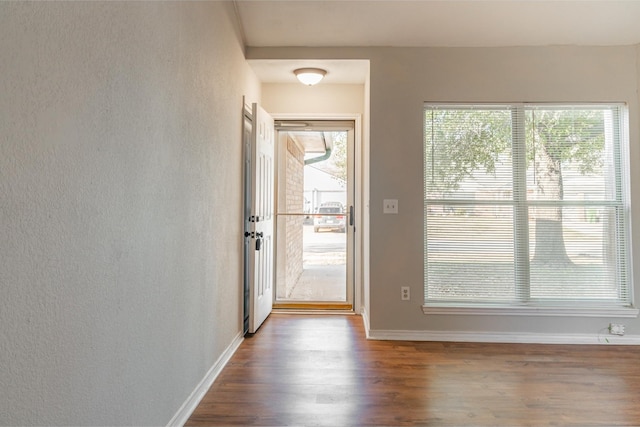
left=383, top=199, right=398, bottom=214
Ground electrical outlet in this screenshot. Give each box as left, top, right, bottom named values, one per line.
left=609, top=323, right=625, bottom=336
left=401, top=286, right=410, bottom=301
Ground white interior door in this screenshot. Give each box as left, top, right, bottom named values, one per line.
left=247, top=103, right=275, bottom=333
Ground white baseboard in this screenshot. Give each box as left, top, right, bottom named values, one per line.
left=167, top=332, right=244, bottom=427
left=367, top=329, right=640, bottom=345
left=360, top=308, right=371, bottom=339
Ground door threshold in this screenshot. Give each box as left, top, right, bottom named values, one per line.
left=273, top=302, right=353, bottom=312
left=271, top=308, right=356, bottom=315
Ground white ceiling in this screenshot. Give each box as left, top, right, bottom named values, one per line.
left=238, top=0, right=640, bottom=84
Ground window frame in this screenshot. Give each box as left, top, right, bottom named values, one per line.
left=422, top=102, right=637, bottom=317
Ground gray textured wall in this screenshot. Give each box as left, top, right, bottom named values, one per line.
left=367, top=46, right=640, bottom=335
left=0, top=2, right=258, bottom=425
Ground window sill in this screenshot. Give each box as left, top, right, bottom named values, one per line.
left=422, top=303, right=639, bottom=318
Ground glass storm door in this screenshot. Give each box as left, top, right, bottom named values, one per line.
left=274, top=121, right=355, bottom=310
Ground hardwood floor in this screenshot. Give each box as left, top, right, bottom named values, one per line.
left=186, top=314, right=640, bottom=426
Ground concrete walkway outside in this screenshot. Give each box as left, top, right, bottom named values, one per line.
left=286, top=225, right=347, bottom=301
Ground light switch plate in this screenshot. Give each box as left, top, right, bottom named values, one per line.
left=383, top=199, right=398, bottom=214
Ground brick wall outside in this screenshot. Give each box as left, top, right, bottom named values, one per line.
left=284, top=136, right=304, bottom=296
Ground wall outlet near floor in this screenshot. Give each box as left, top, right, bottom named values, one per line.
left=609, top=323, right=625, bottom=336
left=401, top=286, right=410, bottom=301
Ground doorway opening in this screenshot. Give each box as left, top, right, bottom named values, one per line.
left=274, top=120, right=355, bottom=310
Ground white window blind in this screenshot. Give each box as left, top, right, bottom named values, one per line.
left=424, top=103, right=631, bottom=308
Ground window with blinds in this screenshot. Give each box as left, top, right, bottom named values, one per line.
left=423, top=103, right=631, bottom=309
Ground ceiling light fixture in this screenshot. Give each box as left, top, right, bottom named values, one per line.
left=294, top=68, right=326, bottom=86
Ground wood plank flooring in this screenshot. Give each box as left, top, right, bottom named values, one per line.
left=186, top=314, right=640, bottom=426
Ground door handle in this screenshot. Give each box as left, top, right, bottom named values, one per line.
left=244, top=231, right=263, bottom=251
left=349, top=205, right=354, bottom=226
